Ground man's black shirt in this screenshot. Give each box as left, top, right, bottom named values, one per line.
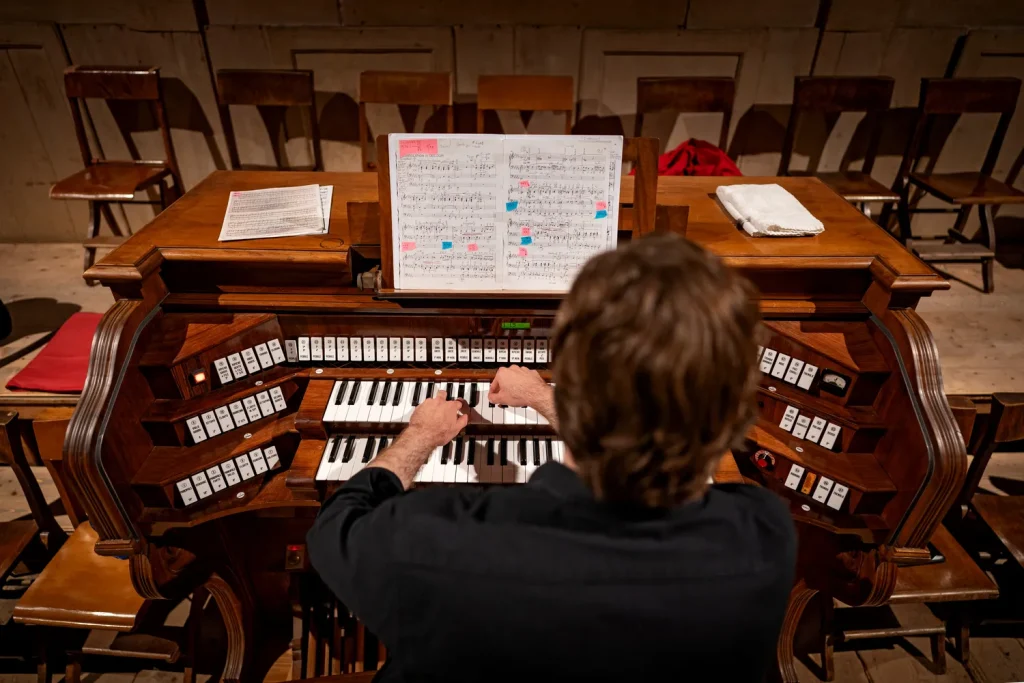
left=307, top=462, right=796, bottom=682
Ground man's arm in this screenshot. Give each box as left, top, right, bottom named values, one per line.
left=488, top=365, right=558, bottom=429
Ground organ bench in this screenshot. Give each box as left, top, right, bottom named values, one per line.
left=64, top=170, right=966, bottom=683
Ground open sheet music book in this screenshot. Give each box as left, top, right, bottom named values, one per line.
left=388, top=133, right=623, bottom=291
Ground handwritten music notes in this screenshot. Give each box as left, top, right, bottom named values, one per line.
left=389, top=133, right=622, bottom=291
left=218, top=184, right=332, bottom=242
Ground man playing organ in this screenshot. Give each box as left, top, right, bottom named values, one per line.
left=307, top=234, right=798, bottom=681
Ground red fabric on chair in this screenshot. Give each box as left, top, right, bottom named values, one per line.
left=5, top=313, right=101, bottom=393
left=631, top=138, right=742, bottom=177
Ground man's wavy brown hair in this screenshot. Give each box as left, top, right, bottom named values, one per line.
left=551, top=234, right=761, bottom=508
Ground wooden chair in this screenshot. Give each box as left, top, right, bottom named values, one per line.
left=0, top=412, right=67, bottom=586
left=216, top=69, right=323, bottom=171
left=51, top=66, right=183, bottom=273
left=634, top=77, right=736, bottom=151
left=778, top=77, right=898, bottom=215
left=476, top=75, right=575, bottom=134
left=883, top=78, right=1024, bottom=293
left=358, top=71, right=453, bottom=172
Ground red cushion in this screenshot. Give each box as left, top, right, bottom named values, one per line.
left=6, top=312, right=102, bottom=394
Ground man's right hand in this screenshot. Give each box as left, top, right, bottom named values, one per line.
left=489, top=365, right=557, bottom=427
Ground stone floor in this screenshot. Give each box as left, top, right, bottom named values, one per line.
left=0, top=243, right=1022, bottom=683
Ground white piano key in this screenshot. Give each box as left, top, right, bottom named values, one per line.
left=759, top=348, right=778, bottom=374
left=415, top=337, right=428, bottom=362
left=826, top=483, right=849, bottom=510
left=285, top=340, right=298, bottom=363
left=327, top=437, right=351, bottom=481
left=267, top=339, right=286, bottom=364
left=177, top=480, right=198, bottom=506
left=402, top=337, right=415, bottom=362
left=201, top=411, right=222, bottom=437
left=470, top=338, right=483, bottom=363
left=264, top=445, right=280, bottom=469
left=806, top=416, right=827, bottom=444
left=377, top=383, right=396, bottom=423
left=376, top=337, right=389, bottom=362
left=242, top=396, right=262, bottom=422
left=349, top=337, right=363, bottom=362
left=269, top=385, right=288, bottom=412
left=523, top=439, right=537, bottom=479
left=213, top=358, right=233, bottom=385
left=214, top=406, right=235, bottom=432
left=315, top=438, right=336, bottom=481
left=324, top=337, right=336, bottom=361
left=536, top=339, right=549, bottom=363
left=249, top=448, right=269, bottom=474
left=185, top=417, right=207, bottom=444
left=497, top=339, right=509, bottom=363
left=514, top=406, right=527, bottom=425
left=242, top=347, right=262, bottom=374
left=206, top=465, right=227, bottom=492
left=509, top=339, right=522, bottom=363
left=227, top=353, right=247, bottom=379
left=484, top=338, right=496, bottom=363
left=792, top=415, right=812, bottom=440
left=523, top=339, right=535, bottom=364
left=394, top=381, right=415, bottom=423
left=335, top=380, right=359, bottom=422
left=256, top=391, right=275, bottom=417
left=431, top=338, right=444, bottom=363
left=819, top=422, right=842, bottom=450
left=298, top=337, right=311, bottom=362
left=784, top=464, right=805, bottom=489
left=353, top=382, right=374, bottom=422
left=362, top=337, right=376, bottom=362
left=443, top=442, right=458, bottom=483
left=235, top=454, right=256, bottom=480
left=336, top=337, right=349, bottom=362
left=474, top=381, right=490, bottom=423
left=779, top=405, right=799, bottom=432
left=220, top=459, right=241, bottom=486
left=444, top=338, right=457, bottom=363
left=255, top=343, right=274, bottom=369
left=524, top=404, right=539, bottom=424
left=783, top=358, right=804, bottom=384
left=191, top=471, right=214, bottom=499
left=797, top=363, right=818, bottom=390
left=229, top=401, right=248, bottom=427
left=770, top=353, right=791, bottom=379
left=457, top=338, right=470, bottom=363
left=455, top=441, right=471, bottom=483
left=366, top=381, right=387, bottom=422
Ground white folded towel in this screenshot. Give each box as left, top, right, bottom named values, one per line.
left=716, top=184, right=824, bottom=237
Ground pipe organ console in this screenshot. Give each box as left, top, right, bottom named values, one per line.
left=65, top=170, right=966, bottom=683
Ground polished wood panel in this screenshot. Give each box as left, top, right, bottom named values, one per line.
left=358, top=71, right=453, bottom=172
left=476, top=75, right=574, bottom=134
left=634, top=77, right=735, bottom=150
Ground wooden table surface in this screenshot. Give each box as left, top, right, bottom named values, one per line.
left=87, top=172, right=945, bottom=294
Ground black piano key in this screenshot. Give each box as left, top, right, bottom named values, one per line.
left=544, top=438, right=553, bottom=463
left=518, top=439, right=528, bottom=466
left=367, top=380, right=380, bottom=405
left=500, top=439, right=508, bottom=466
left=425, top=381, right=435, bottom=399
left=456, top=382, right=465, bottom=400
left=360, top=438, right=375, bottom=463
left=327, top=437, right=343, bottom=464
left=347, top=380, right=362, bottom=405
left=334, top=381, right=348, bottom=405
left=341, top=436, right=356, bottom=463
left=466, top=441, right=476, bottom=466
left=392, top=382, right=404, bottom=406
left=469, top=383, right=479, bottom=408
left=452, top=438, right=463, bottom=465
left=411, top=381, right=421, bottom=406
left=366, top=436, right=384, bottom=462
left=533, top=438, right=541, bottom=466
left=379, top=381, right=393, bottom=406
left=440, top=441, right=452, bottom=465
left=378, top=436, right=389, bottom=454
left=486, top=438, right=495, bottom=466
left=445, top=382, right=453, bottom=399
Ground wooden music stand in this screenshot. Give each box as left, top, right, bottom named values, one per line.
left=373, top=135, right=661, bottom=292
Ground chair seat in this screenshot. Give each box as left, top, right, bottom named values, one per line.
left=13, top=521, right=146, bottom=631
left=815, top=171, right=898, bottom=203
left=909, top=172, right=1024, bottom=205
left=890, top=523, right=998, bottom=604
left=0, top=519, right=40, bottom=581
left=50, top=162, right=171, bottom=201
left=971, top=494, right=1024, bottom=569
left=911, top=240, right=994, bottom=262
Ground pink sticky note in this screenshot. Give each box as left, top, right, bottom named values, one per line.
left=400, top=241, right=416, bottom=252
left=518, top=247, right=528, bottom=257
left=467, top=243, right=479, bottom=252
left=398, top=138, right=439, bottom=158
left=519, top=180, right=530, bottom=188
left=596, top=200, right=608, bottom=210
left=521, top=226, right=531, bottom=236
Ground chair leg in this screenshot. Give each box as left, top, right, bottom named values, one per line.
left=896, top=197, right=913, bottom=244
left=954, top=619, right=971, bottom=666
left=931, top=633, right=947, bottom=674
left=979, top=205, right=997, bottom=293
left=982, top=258, right=994, bottom=294
left=83, top=201, right=100, bottom=274
left=64, top=652, right=81, bottom=683
left=99, top=203, right=123, bottom=237
left=821, top=596, right=835, bottom=682
left=34, top=638, right=50, bottom=683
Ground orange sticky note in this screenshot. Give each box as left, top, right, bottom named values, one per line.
left=398, top=138, right=438, bottom=157
left=596, top=200, right=608, bottom=210
left=467, top=243, right=479, bottom=252
left=518, top=247, right=528, bottom=257
left=521, top=226, right=531, bottom=236
left=400, top=241, right=416, bottom=252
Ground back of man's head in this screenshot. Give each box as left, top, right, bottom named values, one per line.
left=552, top=233, right=760, bottom=508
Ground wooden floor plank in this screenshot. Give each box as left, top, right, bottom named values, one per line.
left=965, top=636, right=1024, bottom=683
left=852, top=637, right=972, bottom=683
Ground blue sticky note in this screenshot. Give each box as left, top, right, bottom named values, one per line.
left=441, top=241, right=453, bottom=250
left=521, top=236, right=533, bottom=246
left=506, top=201, right=518, bottom=211
left=595, top=209, right=608, bottom=219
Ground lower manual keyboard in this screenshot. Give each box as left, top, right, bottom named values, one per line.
left=315, top=434, right=566, bottom=485
left=322, top=379, right=552, bottom=426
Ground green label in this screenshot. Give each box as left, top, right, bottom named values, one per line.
left=501, top=321, right=531, bottom=330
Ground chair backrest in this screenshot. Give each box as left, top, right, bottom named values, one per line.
left=634, top=77, right=736, bottom=150
left=958, top=393, right=1024, bottom=506
left=476, top=75, right=575, bottom=134
left=216, top=69, right=323, bottom=171
left=895, top=77, right=1022, bottom=183
left=779, top=76, right=895, bottom=176
left=358, top=71, right=453, bottom=171
left=63, top=65, right=180, bottom=185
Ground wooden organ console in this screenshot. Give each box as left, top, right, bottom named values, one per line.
left=65, top=163, right=966, bottom=683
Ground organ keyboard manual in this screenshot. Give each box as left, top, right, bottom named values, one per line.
left=62, top=140, right=967, bottom=683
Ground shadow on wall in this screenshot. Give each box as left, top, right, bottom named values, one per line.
left=0, top=298, right=82, bottom=368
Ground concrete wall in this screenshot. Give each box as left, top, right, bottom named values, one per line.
left=0, top=0, right=1022, bottom=241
